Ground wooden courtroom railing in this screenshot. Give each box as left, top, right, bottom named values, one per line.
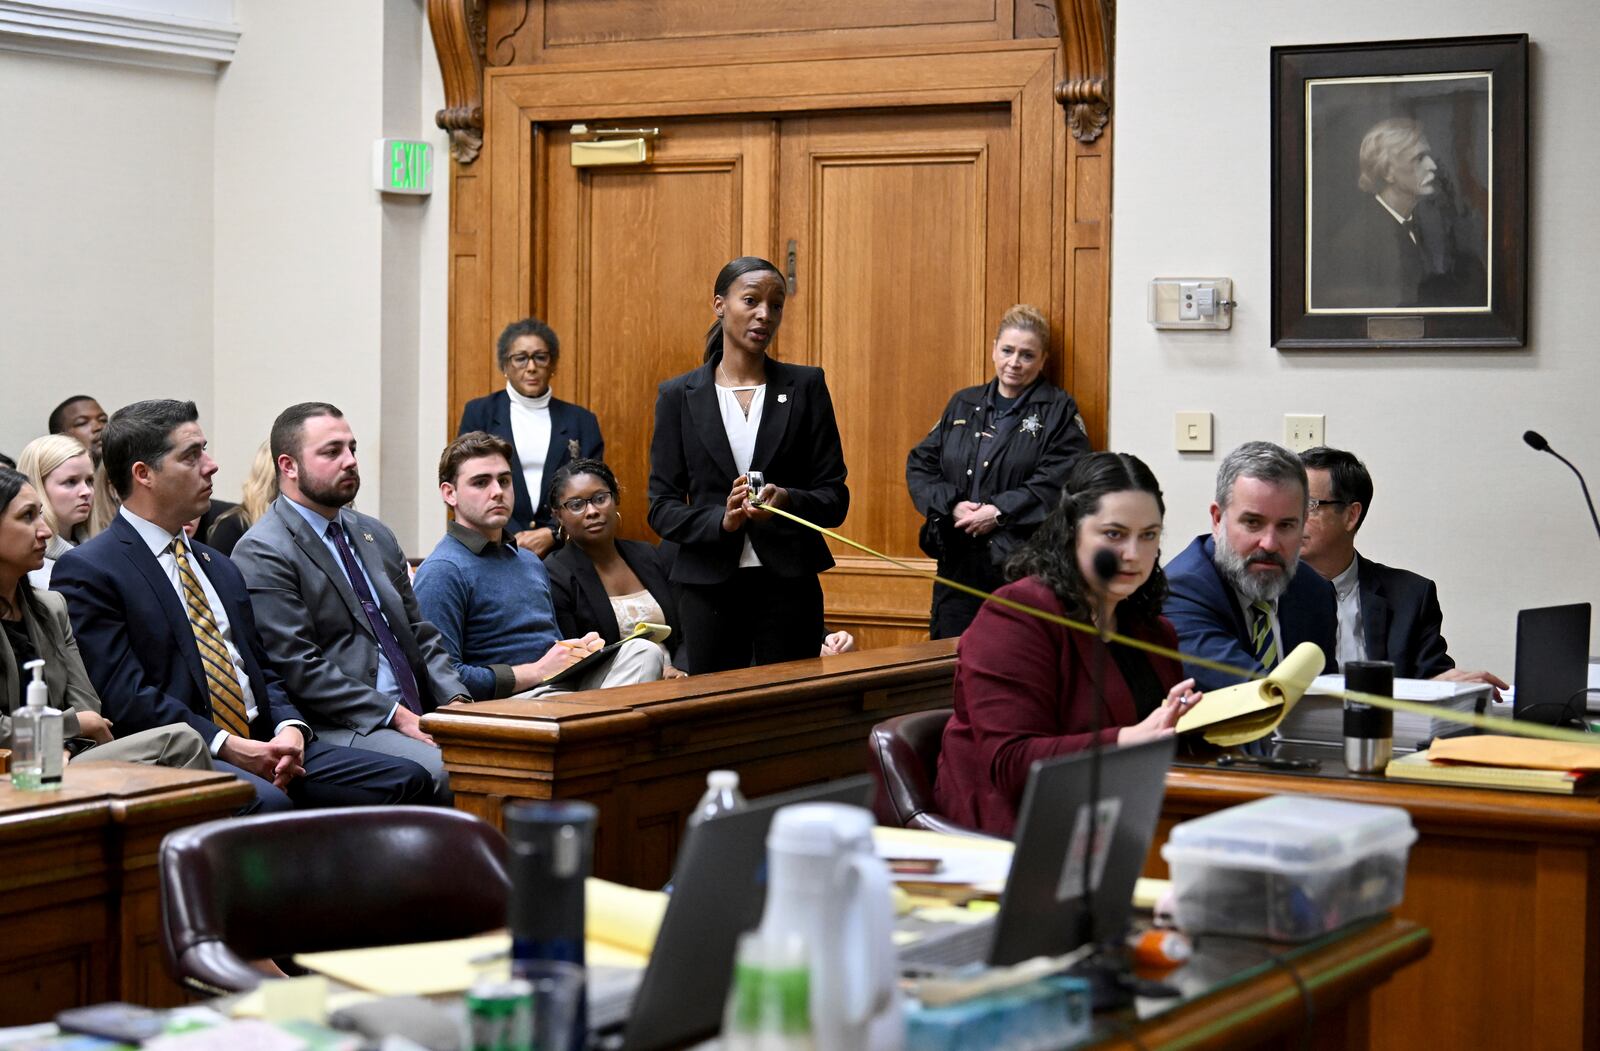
left=424, top=639, right=958, bottom=887
left=1151, top=765, right=1600, bottom=1051
left=0, top=763, right=253, bottom=1023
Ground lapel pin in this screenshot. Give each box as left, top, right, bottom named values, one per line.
left=201, top=552, right=211, bottom=562
left=777, top=394, right=788, bottom=404
left=363, top=532, right=375, bottom=543
left=568, top=438, right=582, bottom=458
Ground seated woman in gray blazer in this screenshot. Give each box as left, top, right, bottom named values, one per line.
left=0, top=467, right=208, bottom=769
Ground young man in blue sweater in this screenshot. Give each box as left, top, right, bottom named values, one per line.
left=414, top=432, right=663, bottom=699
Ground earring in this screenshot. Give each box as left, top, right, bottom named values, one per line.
left=615, top=511, right=622, bottom=520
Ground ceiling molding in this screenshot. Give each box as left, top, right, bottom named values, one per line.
left=0, top=0, right=239, bottom=74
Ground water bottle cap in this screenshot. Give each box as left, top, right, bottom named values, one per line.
left=707, top=770, right=740, bottom=790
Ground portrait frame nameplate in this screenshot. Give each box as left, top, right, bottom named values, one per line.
left=1271, top=34, right=1528, bottom=350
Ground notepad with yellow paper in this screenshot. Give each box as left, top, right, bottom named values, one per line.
left=1174, top=641, right=1325, bottom=747
left=288, top=878, right=666, bottom=996
left=541, top=622, right=672, bottom=686
left=1386, top=734, right=1600, bottom=794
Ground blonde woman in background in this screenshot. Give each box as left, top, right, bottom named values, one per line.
left=87, top=462, right=121, bottom=539
left=206, top=440, right=278, bottom=556
left=17, top=435, right=94, bottom=587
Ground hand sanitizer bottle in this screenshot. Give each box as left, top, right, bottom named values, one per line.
left=11, top=659, right=63, bottom=790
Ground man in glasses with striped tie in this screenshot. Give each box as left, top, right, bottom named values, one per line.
left=1163, top=441, right=1338, bottom=698
left=51, top=400, right=433, bottom=813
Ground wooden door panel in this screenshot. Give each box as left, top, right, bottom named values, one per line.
left=779, top=108, right=1020, bottom=642
left=538, top=120, right=776, bottom=540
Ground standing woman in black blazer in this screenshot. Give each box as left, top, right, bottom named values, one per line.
left=648, top=256, right=849, bottom=673
left=457, top=318, right=604, bottom=557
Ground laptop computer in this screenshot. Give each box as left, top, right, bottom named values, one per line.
left=594, top=775, right=874, bottom=1051
left=899, top=735, right=1177, bottom=969
left=1512, top=603, right=1592, bottom=725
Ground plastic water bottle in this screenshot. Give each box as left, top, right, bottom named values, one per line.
left=689, top=770, right=746, bottom=830
left=723, top=930, right=815, bottom=1051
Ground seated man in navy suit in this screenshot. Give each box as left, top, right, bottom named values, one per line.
left=456, top=317, right=603, bottom=557
left=1299, top=446, right=1505, bottom=691
left=1164, top=441, right=1337, bottom=692
left=51, top=399, right=433, bottom=813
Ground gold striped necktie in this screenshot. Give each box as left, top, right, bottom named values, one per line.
left=1250, top=599, right=1278, bottom=670
left=173, top=537, right=252, bottom=739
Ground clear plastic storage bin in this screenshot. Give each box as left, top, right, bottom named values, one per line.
left=1160, top=795, right=1417, bottom=942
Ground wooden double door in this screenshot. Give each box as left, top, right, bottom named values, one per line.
left=468, top=43, right=1084, bottom=646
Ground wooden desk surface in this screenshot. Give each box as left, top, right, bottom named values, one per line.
left=1155, top=761, right=1600, bottom=1051
left=0, top=762, right=251, bottom=1021
left=425, top=639, right=958, bottom=886
left=1097, top=916, right=1431, bottom=1051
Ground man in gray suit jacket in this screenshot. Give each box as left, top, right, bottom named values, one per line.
left=232, top=402, right=470, bottom=803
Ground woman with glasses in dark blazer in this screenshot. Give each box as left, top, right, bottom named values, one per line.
left=647, top=256, right=849, bottom=674
left=457, top=317, right=604, bottom=557
left=544, top=459, right=686, bottom=679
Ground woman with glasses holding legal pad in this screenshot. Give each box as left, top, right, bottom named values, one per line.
left=457, top=317, right=604, bottom=558
left=544, top=459, right=687, bottom=679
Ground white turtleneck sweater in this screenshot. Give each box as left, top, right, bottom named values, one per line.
left=506, top=384, right=552, bottom=519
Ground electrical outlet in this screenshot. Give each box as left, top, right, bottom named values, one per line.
left=1283, top=414, right=1324, bottom=452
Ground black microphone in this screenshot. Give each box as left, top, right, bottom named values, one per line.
left=1075, top=548, right=1120, bottom=1006
left=1524, top=430, right=1600, bottom=542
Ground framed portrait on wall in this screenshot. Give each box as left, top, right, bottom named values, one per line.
left=1271, top=34, right=1528, bottom=350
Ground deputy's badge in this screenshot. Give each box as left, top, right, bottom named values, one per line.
left=568, top=438, right=581, bottom=459
left=1021, top=412, right=1043, bottom=437
left=777, top=394, right=788, bottom=404
left=363, top=532, right=375, bottom=543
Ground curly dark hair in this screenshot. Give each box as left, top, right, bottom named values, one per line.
left=1004, top=451, right=1169, bottom=628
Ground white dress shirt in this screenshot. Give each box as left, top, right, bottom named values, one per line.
left=506, top=384, right=552, bottom=522
left=1331, top=556, right=1367, bottom=668
left=120, top=506, right=304, bottom=754
left=716, top=382, right=766, bottom=568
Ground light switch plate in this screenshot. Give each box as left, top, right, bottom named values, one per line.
left=1283, top=414, right=1324, bottom=452
left=1175, top=411, right=1213, bottom=452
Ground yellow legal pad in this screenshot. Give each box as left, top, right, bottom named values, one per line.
left=1386, top=734, right=1600, bottom=795
left=290, top=878, right=665, bottom=995
left=1174, top=641, right=1324, bottom=747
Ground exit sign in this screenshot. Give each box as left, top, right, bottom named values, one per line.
left=373, top=139, right=433, bottom=195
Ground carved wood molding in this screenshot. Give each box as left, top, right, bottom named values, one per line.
left=428, top=0, right=487, bottom=164
left=1051, top=0, right=1114, bottom=143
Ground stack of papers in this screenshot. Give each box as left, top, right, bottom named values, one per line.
left=1388, top=734, right=1600, bottom=794
left=1275, top=675, right=1490, bottom=752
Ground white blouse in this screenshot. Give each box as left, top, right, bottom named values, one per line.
left=506, top=384, right=552, bottom=520
left=715, top=383, right=766, bottom=568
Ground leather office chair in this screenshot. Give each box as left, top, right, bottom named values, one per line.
left=868, top=709, right=985, bottom=837
left=160, top=806, right=510, bottom=994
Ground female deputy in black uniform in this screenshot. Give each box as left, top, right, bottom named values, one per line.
left=906, top=304, right=1091, bottom=639
left=647, top=256, right=849, bottom=673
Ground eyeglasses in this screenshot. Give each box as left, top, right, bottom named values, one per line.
left=507, top=351, right=553, bottom=369
left=1306, top=498, right=1348, bottom=513
left=558, top=490, right=615, bottom=514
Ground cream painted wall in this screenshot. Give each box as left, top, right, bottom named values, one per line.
left=0, top=50, right=214, bottom=460
left=212, top=0, right=447, bottom=553
left=1112, top=3, right=1600, bottom=673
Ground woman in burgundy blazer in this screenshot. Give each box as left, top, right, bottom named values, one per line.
left=933, top=452, right=1202, bottom=838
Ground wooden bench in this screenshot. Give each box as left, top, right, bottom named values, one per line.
left=424, top=639, right=958, bottom=887
left=0, top=762, right=252, bottom=1022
